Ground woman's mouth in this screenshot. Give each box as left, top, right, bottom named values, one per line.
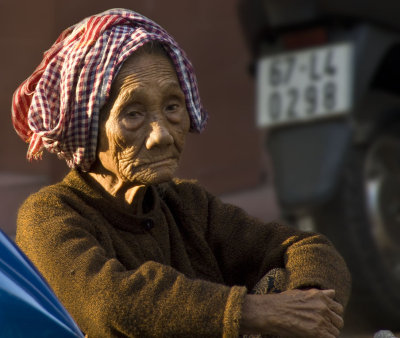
left=135, top=157, right=178, bottom=169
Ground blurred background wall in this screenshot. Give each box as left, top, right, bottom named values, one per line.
left=0, top=0, right=272, bottom=236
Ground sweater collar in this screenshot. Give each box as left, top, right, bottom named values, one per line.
left=61, top=169, right=163, bottom=232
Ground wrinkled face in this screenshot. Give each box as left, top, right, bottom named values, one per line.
left=95, top=52, right=190, bottom=186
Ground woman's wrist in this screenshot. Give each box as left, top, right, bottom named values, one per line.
left=239, top=294, right=277, bottom=335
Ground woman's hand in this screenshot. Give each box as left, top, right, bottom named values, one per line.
left=240, top=288, right=344, bottom=337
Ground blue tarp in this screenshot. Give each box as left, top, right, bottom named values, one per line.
left=0, top=230, right=84, bottom=337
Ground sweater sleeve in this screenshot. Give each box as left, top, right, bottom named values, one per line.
left=201, top=189, right=351, bottom=307
left=16, top=189, right=247, bottom=338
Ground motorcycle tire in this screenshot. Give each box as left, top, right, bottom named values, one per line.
left=309, top=131, right=400, bottom=332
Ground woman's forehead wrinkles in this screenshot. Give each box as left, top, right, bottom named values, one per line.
left=119, top=67, right=178, bottom=85
left=118, top=78, right=182, bottom=101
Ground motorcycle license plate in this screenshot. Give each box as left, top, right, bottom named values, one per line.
left=256, top=42, right=354, bottom=127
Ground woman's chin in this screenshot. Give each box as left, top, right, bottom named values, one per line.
left=145, top=170, right=175, bottom=184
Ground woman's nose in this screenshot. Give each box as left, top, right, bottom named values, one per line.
left=146, top=121, right=174, bottom=149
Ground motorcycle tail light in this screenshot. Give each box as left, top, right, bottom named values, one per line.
left=282, top=27, right=328, bottom=50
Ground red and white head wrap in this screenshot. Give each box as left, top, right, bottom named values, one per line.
left=11, top=8, right=207, bottom=171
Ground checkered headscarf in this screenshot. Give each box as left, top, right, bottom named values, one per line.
left=11, top=8, right=207, bottom=171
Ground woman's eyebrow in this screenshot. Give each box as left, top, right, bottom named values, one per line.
left=161, top=80, right=182, bottom=90
left=161, top=81, right=185, bottom=98
left=117, top=86, right=145, bottom=105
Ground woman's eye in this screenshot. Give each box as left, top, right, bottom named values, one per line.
left=165, top=103, right=184, bottom=123
left=166, top=104, right=179, bottom=112
left=122, top=109, right=145, bottom=130
left=126, top=111, right=143, bottom=118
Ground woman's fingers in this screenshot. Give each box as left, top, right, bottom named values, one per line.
left=322, top=291, right=344, bottom=337
left=324, top=311, right=343, bottom=337
left=298, top=289, right=345, bottom=337
left=322, top=289, right=336, bottom=299
left=330, top=300, right=344, bottom=316
left=321, top=290, right=345, bottom=334
left=326, top=324, right=340, bottom=338
left=322, top=289, right=344, bottom=316
left=330, top=309, right=344, bottom=329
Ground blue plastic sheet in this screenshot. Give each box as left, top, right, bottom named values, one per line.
left=0, top=230, right=84, bottom=337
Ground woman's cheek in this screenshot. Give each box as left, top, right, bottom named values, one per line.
left=171, top=133, right=186, bottom=154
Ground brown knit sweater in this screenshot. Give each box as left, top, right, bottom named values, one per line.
left=16, top=170, right=351, bottom=337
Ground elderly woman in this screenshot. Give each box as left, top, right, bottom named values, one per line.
left=12, top=9, right=350, bottom=338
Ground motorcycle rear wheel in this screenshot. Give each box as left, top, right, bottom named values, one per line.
left=310, top=131, right=400, bottom=331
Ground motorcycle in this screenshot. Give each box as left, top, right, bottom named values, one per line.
left=238, top=0, right=400, bottom=331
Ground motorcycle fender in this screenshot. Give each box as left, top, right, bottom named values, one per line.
left=267, top=119, right=351, bottom=210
